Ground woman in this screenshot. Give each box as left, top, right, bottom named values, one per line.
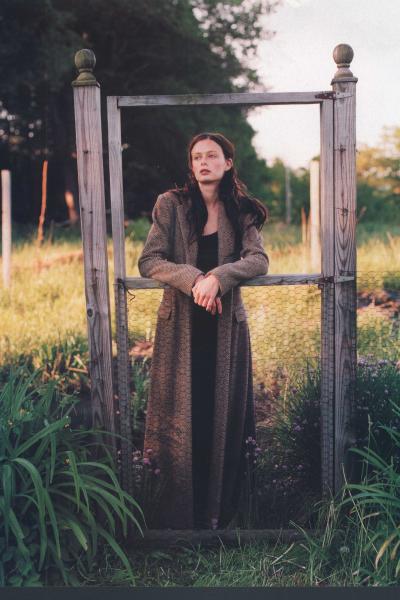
left=138, top=132, right=269, bottom=530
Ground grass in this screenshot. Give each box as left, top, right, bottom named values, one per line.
left=83, top=539, right=311, bottom=587
left=1, top=218, right=400, bottom=586
left=2, top=220, right=398, bottom=406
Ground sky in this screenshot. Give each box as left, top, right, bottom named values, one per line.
left=245, top=0, right=400, bottom=169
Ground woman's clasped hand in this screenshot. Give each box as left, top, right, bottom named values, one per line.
left=192, top=273, right=222, bottom=316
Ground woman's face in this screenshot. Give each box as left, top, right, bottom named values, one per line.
left=190, top=138, right=232, bottom=184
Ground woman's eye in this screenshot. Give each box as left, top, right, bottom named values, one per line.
left=193, top=154, right=217, bottom=160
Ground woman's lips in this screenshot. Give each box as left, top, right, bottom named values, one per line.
left=200, top=170, right=210, bottom=173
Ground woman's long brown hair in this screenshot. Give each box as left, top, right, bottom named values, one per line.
left=167, top=132, right=269, bottom=256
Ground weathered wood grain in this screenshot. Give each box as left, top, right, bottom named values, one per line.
left=107, top=96, right=134, bottom=495
left=124, top=274, right=354, bottom=289
left=72, top=54, right=116, bottom=453
left=117, top=90, right=351, bottom=108
left=1, top=170, right=11, bottom=289
left=331, top=45, right=358, bottom=492
left=320, top=98, right=335, bottom=499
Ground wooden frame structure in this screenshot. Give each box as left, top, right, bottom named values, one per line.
left=72, top=44, right=358, bottom=534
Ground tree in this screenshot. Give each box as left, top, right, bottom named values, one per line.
left=263, top=158, right=309, bottom=223
left=356, top=126, right=400, bottom=222
left=0, top=0, right=282, bottom=224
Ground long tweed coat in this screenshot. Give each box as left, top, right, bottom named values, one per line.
left=138, top=190, right=269, bottom=529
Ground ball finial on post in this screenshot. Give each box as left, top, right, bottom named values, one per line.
left=331, top=44, right=357, bottom=83
left=72, top=49, right=99, bottom=87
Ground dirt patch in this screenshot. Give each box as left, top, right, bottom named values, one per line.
left=358, top=288, right=400, bottom=320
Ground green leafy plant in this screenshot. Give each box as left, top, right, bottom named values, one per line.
left=0, top=335, right=90, bottom=397
left=131, top=448, right=167, bottom=530
left=0, top=366, right=145, bottom=586
left=131, top=357, right=150, bottom=438
left=383, top=272, right=400, bottom=292
left=287, top=373, right=400, bottom=586
left=125, top=218, right=151, bottom=243
left=247, top=360, right=321, bottom=529
left=341, top=396, right=400, bottom=580
left=350, top=356, right=400, bottom=475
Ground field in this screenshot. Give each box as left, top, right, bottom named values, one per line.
left=1, top=219, right=400, bottom=586
left=2, top=219, right=399, bottom=365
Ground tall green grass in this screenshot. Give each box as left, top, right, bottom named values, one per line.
left=0, top=366, right=145, bottom=586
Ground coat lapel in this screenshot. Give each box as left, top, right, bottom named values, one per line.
left=217, top=199, right=234, bottom=266
left=176, top=201, right=197, bottom=266
left=176, top=197, right=234, bottom=268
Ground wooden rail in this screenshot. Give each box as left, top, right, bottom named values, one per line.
left=130, top=528, right=325, bottom=548
left=124, top=274, right=355, bottom=290
left=117, top=90, right=352, bottom=108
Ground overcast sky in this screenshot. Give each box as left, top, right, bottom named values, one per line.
left=245, top=0, right=400, bottom=169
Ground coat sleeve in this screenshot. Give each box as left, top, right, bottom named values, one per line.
left=205, top=212, right=269, bottom=297
left=138, top=193, right=205, bottom=297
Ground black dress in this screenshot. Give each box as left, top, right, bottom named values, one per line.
left=191, top=230, right=219, bottom=529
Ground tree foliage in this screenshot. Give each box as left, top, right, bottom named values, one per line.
left=356, top=126, right=400, bottom=222
left=264, top=158, right=310, bottom=223
left=0, top=0, right=282, bottom=223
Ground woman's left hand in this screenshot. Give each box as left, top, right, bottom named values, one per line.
left=192, top=274, right=221, bottom=312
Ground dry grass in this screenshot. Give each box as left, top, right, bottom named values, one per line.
left=0, top=221, right=398, bottom=366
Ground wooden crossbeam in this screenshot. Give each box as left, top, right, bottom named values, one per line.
left=130, top=528, right=324, bottom=548
left=117, top=91, right=352, bottom=108
left=123, top=274, right=355, bottom=290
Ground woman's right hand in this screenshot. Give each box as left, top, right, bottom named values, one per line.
left=192, top=274, right=222, bottom=315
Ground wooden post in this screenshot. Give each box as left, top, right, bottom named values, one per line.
left=331, top=44, right=358, bottom=492
left=37, top=160, right=48, bottom=247
left=301, top=206, right=307, bottom=245
left=72, top=50, right=117, bottom=453
left=107, top=96, right=134, bottom=495
left=301, top=206, right=308, bottom=270
left=309, top=159, right=321, bottom=272
left=320, top=97, right=335, bottom=499
left=65, top=190, right=79, bottom=225
left=1, top=170, right=11, bottom=289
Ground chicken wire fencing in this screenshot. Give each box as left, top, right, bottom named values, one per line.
left=125, top=280, right=321, bottom=433
left=119, top=278, right=325, bottom=528
left=108, top=267, right=400, bottom=529
left=124, top=267, right=399, bottom=377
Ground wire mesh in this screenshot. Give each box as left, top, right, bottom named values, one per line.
left=119, top=268, right=400, bottom=528
left=126, top=282, right=322, bottom=428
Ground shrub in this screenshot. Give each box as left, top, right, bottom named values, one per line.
left=350, top=356, right=400, bottom=476
left=285, top=360, right=400, bottom=586
left=343, top=401, right=400, bottom=582
left=131, top=357, right=151, bottom=447
left=0, top=366, right=145, bottom=586
left=243, top=360, right=322, bottom=529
